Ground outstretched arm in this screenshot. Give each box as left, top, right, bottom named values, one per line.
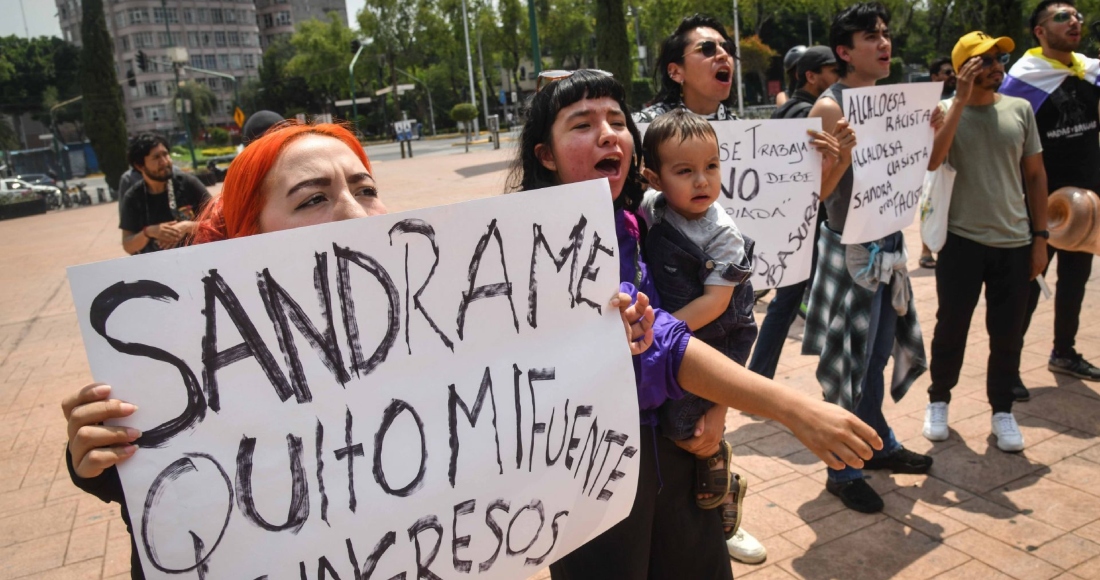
left=676, top=338, right=882, bottom=469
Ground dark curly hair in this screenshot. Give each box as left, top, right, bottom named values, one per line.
left=508, top=70, right=646, bottom=212
left=651, top=14, right=735, bottom=108
left=127, top=133, right=170, bottom=169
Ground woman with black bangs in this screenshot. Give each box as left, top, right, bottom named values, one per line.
left=513, top=69, right=881, bottom=580
left=634, top=14, right=739, bottom=123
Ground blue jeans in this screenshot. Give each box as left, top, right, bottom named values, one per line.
left=828, top=237, right=903, bottom=483
left=749, top=281, right=806, bottom=379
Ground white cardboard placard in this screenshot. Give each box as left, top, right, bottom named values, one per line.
left=67, top=180, right=640, bottom=580
left=640, top=118, right=824, bottom=289
left=841, top=82, right=943, bottom=244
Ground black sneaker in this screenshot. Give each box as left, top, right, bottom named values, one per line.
left=1012, top=380, right=1031, bottom=402
left=826, top=478, right=884, bottom=513
left=862, top=447, right=933, bottom=474
left=1049, top=352, right=1100, bottom=381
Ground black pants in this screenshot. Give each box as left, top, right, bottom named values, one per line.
left=928, top=233, right=1031, bottom=414
left=549, top=425, right=733, bottom=580
left=1023, top=246, right=1094, bottom=355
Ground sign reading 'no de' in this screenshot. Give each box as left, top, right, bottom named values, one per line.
left=638, top=118, right=824, bottom=290
left=67, top=181, right=640, bottom=579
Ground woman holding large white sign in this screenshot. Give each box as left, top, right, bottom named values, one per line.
left=514, top=69, right=882, bottom=579
left=62, top=122, right=660, bottom=580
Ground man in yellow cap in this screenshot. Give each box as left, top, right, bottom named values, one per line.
left=923, top=31, right=1050, bottom=453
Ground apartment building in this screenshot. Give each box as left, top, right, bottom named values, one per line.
left=55, top=0, right=346, bottom=134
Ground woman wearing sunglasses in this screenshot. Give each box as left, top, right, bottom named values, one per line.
left=633, top=12, right=776, bottom=563
left=634, top=14, right=739, bottom=123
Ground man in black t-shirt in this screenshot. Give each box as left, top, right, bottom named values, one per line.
left=119, top=134, right=211, bottom=255
left=1009, top=0, right=1100, bottom=383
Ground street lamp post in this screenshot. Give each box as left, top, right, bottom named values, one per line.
left=527, top=0, right=541, bottom=75
left=349, top=40, right=367, bottom=133
left=395, top=68, right=436, bottom=137
left=732, top=0, right=744, bottom=116
left=460, top=0, right=479, bottom=135
left=162, top=0, right=197, bottom=170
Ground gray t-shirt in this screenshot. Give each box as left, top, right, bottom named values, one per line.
left=818, top=83, right=855, bottom=233
left=639, top=190, right=747, bottom=286
left=943, top=95, right=1042, bottom=248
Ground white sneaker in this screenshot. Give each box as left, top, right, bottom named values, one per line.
left=727, top=528, right=767, bottom=564
left=923, top=402, right=949, bottom=441
left=991, top=412, right=1025, bottom=452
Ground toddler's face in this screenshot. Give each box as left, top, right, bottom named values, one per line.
left=652, top=134, right=722, bottom=220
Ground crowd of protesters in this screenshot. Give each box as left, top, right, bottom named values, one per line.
left=61, top=1, right=1098, bottom=578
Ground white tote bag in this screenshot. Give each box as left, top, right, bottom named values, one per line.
left=919, top=161, right=956, bottom=253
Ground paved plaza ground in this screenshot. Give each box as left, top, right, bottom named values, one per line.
left=1, top=146, right=1099, bottom=579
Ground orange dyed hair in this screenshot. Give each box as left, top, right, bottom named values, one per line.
left=193, top=121, right=372, bottom=244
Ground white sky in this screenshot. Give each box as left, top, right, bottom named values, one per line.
left=0, top=0, right=370, bottom=39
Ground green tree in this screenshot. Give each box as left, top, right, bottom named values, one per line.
left=286, top=14, right=358, bottom=110
left=739, top=34, right=777, bottom=102
left=451, top=102, right=478, bottom=151
left=176, top=81, right=217, bottom=141
left=0, top=36, right=82, bottom=146
left=543, top=0, right=596, bottom=68
left=595, top=0, right=633, bottom=89
left=256, top=38, right=322, bottom=117
left=79, top=0, right=128, bottom=191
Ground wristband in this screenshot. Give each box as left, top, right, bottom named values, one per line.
left=1032, top=230, right=1049, bottom=239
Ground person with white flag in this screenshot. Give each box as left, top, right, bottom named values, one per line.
left=1001, top=0, right=1100, bottom=384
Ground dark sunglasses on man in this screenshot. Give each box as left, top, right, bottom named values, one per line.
left=1041, top=9, right=1085, bottom=25
left=689, top=39, right=739, bottom=59
left=978, top=53, right=1011, bottom=68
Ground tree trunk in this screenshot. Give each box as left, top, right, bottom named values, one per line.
left=79, top=0, right=128, bottom=190
left=594, top=0, right=633, bottom=91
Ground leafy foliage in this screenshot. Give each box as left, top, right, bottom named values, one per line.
left=78, top=0, right=127, bottom=191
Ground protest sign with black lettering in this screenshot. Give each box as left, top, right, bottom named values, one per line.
left=67, top=180, right=640, bottom=580
left=638, top=118, right=823, bottom=289
left=841, top=82, right=943, bottom=244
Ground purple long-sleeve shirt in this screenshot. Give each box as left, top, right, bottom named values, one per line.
left=616, top=209, right=692, bottom=425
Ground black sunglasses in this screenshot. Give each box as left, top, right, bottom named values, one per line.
left=1041, top=10, right=1085, bottom=25
left=689, top=39, right=739, bottom=59
left=978, top=53, right=1011, bottom=68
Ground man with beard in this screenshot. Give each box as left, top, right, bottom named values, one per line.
left=1002, top=0, right=1100, bottom=383
left=118, top=134, right=211, bottom=255
left=923, top=32, right=1049, bottom=452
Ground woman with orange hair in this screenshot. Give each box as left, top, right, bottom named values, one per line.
left=58, top=121, right=652, bottom=580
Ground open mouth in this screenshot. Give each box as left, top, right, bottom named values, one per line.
left=595, top=156, right=622, bottom=176
left=691, top=194, right=711, bottom=202
left=715, top=67, right=732, bottom=83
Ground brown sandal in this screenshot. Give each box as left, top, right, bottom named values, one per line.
left=721, top=473, right=748, bottom=540
left=695, top=440, right=733, bottom=510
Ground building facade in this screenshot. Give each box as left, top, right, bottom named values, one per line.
left=55, top=0, right=346, bottom=135
left=255, top=0, right=346, bottom=49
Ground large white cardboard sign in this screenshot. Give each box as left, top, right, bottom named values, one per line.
left=639, top=118, right=824, bottom=289
left=841, top=82, right=943, bottom=244
left=67, top=180, right=640, bottom=580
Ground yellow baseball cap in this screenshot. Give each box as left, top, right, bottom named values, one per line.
left=952, top=31, right=1015, bottom=72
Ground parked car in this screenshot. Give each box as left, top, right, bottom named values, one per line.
left=17, top=173, right=57, bottom=187
left=11, top=175, right=63, bottom=199
left=1, top=178, right=37, bottom=201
